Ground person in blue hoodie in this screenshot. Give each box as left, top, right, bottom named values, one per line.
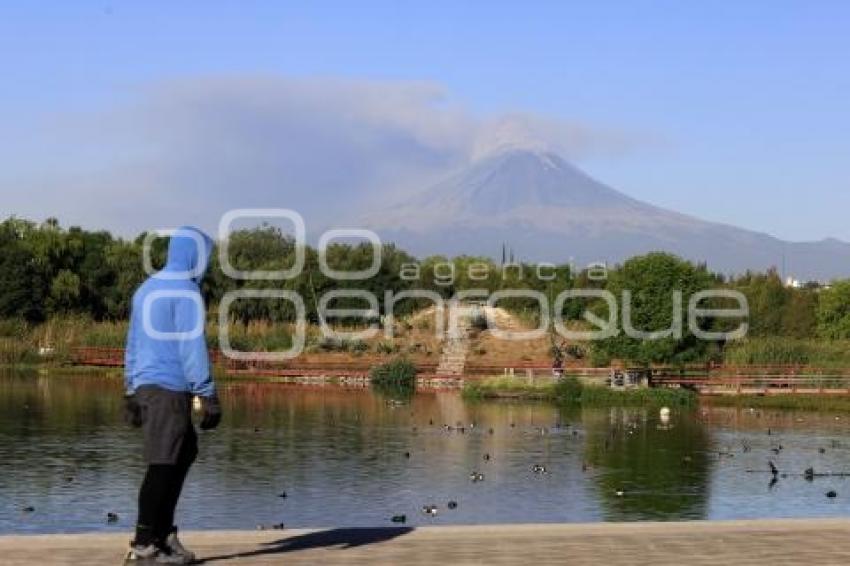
left=123, top=226, right=221, bottom=564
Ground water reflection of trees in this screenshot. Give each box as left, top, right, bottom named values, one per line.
left=2, top=373, right=716, bottom=526
left=582, top=407, right=712, bottom=520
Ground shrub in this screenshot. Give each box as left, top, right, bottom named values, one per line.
left=318, top=336, right=349, bottom=352
left=551, top=376, right=584, bottom=403
left=0, top=319, right=29, bottom=338
left=77, top=320, right=128, bottom=347
left=222, top=321, right=293, bottom=353
left=376, top=340, right=399, bottom=354
left=0, top=338, right=39, bottom=364
left=370, top=358, right=417, bottom=387
left=350, top=339, right=369, bottom=353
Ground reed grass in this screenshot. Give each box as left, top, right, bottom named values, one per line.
left=724, top=337, right=850, bottom=367
left=706, top=393, right=850, bottom=412
left=463, top=375, right=696, bottom=407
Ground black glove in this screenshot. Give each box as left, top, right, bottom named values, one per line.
left=124, top=394, right=143, bottom=427
left=199, top=394, right=222, bottom=431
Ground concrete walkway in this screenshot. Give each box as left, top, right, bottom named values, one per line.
left=2, top=519, right=850, bottom=565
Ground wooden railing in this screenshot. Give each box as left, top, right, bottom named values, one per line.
left=68, top=347, right=850, bottom=394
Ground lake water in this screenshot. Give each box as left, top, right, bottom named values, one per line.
left=1, top=370, right=849, bottom=534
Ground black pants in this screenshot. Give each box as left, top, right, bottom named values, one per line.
left=134, top=386, right=198, bottom=546
left=135, top=427, right=197, bottom=545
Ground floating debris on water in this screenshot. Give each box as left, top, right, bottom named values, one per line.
left=391, top=514, right=407, bottom=523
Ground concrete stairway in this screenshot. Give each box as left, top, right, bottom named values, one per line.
left=436, top=306, right=473, bottom=375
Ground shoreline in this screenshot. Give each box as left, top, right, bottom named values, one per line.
left=8, top=363, right=850, bottom=412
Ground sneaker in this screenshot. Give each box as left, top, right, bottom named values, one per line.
left=152, top=546, right=193, bottom=564
left=124, top=542, right=159, bottom=564
left=163, top=529, right=196, bottom=563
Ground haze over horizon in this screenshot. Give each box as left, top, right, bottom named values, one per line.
left=2, top=2, right=849, bottom=245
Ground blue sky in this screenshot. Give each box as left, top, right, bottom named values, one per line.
left=1, top=1, right=848, bottom=240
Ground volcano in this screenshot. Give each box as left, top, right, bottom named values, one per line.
left=362, top=148, right=850, bottom=280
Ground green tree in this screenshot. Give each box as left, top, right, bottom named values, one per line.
left=781, top=288, right=818, bottom=338
left=0, top=218, right=48, bottom=321
left=732, top=269, right=787, bottom=337
left=817, top=280, right=850, bottom=339
left=593, top=253, right=716, bottom=365
left=49, top=269, right=81, bottom=312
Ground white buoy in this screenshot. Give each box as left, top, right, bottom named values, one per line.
left=660, top=407, right=671, bottom=418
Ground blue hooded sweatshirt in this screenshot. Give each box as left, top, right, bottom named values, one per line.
left=124, top=226, right=216, bottom=398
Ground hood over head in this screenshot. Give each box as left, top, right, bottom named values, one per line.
left=162, top=226, right=214, bottom=283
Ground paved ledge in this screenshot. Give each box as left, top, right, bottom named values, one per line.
left=2, top=519, right=850, bottom=565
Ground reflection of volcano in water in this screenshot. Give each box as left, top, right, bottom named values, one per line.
left=364, top=148, right=850, bottom=279
left=583, top=408, right=711, bottom=520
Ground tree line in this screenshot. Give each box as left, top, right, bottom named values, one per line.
left=2, top=217, right=849, bottom=363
